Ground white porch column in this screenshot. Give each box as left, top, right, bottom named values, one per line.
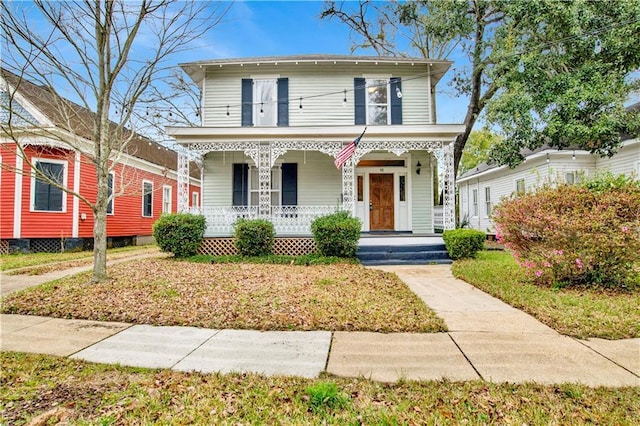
left=442, top=142, right=456, bottom=230
left=177, top=151, right=189, bottom=213
left=341, top=158, right=356, bottom=215
left=258, top=143, right=271, bottom=218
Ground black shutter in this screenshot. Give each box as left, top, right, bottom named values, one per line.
left=241, top=79, right=253, bottom=127
left=354, top=77, right=366, bottom=125
left=232, top=163, right=248, bottom=206
left=281, top=163, right=297, bottom=206
left=277, top=78, right=289, bottom=127
left=390, top=77, right=403, bottom=124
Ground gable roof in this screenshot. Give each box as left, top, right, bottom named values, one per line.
left=0, top=67, right=191, bottom=175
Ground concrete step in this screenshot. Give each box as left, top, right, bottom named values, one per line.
left=356, top=250, right=450, bottom=262
left=358, top=258, right=453, bottom=266
left=357, top=244, right=447, bottom=253
left=356, top=243, right=451, bottom=266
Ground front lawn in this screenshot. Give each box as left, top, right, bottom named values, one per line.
left=1, top=258, right=445, bottom=333
left=2, top=353, right=638, bottom=425
left=452, top=251, right=640, bottom=339
left=1, top=245, right=159, bottom=274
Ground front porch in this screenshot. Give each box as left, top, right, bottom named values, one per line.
left=171, top=126, right=461, bottom=237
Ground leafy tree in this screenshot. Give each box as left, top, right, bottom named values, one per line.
left=486, top=0, right=640, bottom=166
left=321, top=0, right=640, bottom=173
left=458, top=128, right=501, bottom=176
left=1, top=0, right=228, bottom=282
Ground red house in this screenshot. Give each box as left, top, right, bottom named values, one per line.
left=0, top=69, right=200, bottom=254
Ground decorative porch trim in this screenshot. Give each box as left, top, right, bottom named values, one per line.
left=177, top=150, right=190, bottom=212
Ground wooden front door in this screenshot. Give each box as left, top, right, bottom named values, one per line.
left=369, top=174, right=394, bottom=230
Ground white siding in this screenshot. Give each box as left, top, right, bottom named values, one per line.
left=594, top=140, right=639, bottom=177
left=457, top=153, right=600, bottom=233
left=411, top=151, right=433, bottom=233
left=202, top=63, right=433, bottom=127
left=277, top=151, right=342, bottom=205
left=202, top=151, right=242, bottom=207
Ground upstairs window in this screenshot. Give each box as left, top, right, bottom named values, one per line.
left=367, top=78, right=389, bottom=125
left=254, top=79, right=277, bottom=126
left=32, top=159, right=66, bottom=212
left=241, top=78, right=289, bottom=127
left=354, top=77, right=402, bottom=125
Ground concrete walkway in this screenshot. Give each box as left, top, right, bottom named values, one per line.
left=1, top=264, right=638, bottom=387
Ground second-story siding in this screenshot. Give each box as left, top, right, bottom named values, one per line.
left=202, top=63, right=433, bottom=127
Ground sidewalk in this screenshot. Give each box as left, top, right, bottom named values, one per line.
left=1, top=265, right=638, bottom=387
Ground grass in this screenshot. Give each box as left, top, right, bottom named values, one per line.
left=1, top=258, right=445, bottom=332
left=452, top=251, right=640, bottom=339
left=1, top=352, right=638, bottom=425
left=0, top=245, right=158, bottom=273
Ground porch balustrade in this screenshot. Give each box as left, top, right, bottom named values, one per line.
left=191, top=205, right=341, bottom=236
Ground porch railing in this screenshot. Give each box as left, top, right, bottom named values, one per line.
left=191, top=205, right=340, bottom=236
left=433, top=206, right=444, bottom=231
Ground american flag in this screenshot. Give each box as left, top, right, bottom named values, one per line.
left=334, top=128, right=367, bottom=169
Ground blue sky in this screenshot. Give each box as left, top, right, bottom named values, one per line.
left=180, top=1, right=466, bottom=124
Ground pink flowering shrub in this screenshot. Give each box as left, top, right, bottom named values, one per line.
left=493, top=175, right=640, bottom=289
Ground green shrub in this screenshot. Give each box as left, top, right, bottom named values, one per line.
left=311, top=211, right=361, bottom=257
left=442, top=229, right=486, bottom=260
left=152, top=213, right=206, bottom=258
left=233, top=219, right=275, bottom=257
left=494, top=173, right=640, bottom=288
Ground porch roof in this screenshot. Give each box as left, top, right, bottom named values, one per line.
left=167, top=124, right=466, bottom=146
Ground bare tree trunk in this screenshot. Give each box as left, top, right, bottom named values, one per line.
left=92, top=207, right=107, bottom=282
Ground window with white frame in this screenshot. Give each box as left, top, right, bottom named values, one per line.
left=192, top=191, right=199, bottom=208
left=162, top=185, right=172, bottom=214
left=32, top=158, right=66, bottom=212
left=485, top=187, right=492, bottom=216
left=366, top=78, right=389, bottom=125
left=253, top=79, right=277, bottom=126
left=142, top=181, right=153, bottom=217
left=515, top=178, right=525, bottom=197
left=232, top=163, right=297, bottom=207
left=107, top=172, right=114, bottom=215
left=565, top=171, right=581, bottom=185
left=472, top=189, right=478, bottom=217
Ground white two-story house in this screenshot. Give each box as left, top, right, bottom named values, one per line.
left=167, top=55, right=464, bottom=254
